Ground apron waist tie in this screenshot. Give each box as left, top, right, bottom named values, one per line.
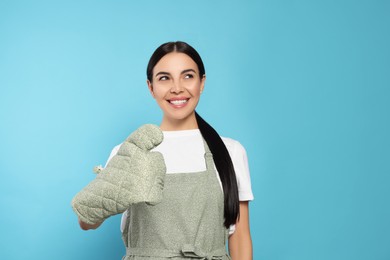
left=126, top=244, right=227, bottom=259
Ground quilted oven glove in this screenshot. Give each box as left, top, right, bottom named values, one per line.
left=71, top=124, right=166, bottom=225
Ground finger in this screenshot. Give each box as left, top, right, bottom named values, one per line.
left=126, top=124, right=163, bottom=151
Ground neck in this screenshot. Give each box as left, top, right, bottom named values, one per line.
left=160, top=112, right=198, bottom=131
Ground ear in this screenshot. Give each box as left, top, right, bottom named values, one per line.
left=200, top=74, right=206, bottom=94
left=147, top=80, right=155, bottom=98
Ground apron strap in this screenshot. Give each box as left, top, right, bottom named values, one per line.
left=202, top=138, right=215, bottom=172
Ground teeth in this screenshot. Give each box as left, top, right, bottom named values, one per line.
left=170, top=99, right=188, bottom=105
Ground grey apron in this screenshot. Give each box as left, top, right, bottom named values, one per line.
left=122, top=139, right=231, bottom=260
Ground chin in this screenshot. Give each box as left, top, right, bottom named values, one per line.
left=165, top=111, right=196, bottom=121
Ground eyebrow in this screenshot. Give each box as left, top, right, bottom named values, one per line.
left=181, top=69, right=197, bottom=74
left=155, top=69, right=197, bottom=77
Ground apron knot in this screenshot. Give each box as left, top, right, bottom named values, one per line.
left=181, top=244, right=224, bottom=260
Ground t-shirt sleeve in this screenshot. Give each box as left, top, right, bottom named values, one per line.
left=104, top=144, right=121, bottom=167
left=230, top=140, right=254, bottom=201
left=226, top=139, right=254, bottom=236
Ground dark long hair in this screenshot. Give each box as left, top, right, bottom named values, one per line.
left=146, top=41, right=240, bottom=228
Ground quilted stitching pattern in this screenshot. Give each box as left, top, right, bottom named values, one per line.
left=71, top=124, right=166, bottom=225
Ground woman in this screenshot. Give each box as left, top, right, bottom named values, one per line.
left=78, top=41, right=254, bottom=259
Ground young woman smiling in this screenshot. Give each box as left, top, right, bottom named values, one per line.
left=79, top=41, right=254, bottom=259
left=147, top=51, right=205, bottom=131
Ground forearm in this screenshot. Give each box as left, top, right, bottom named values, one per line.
left=71, top=125, right=166, bottom=226
left=228, top=232, right=253, bottom=260
left=228, top=201, right=253, bottom=260
left=78, top=218, right=103, bottom=230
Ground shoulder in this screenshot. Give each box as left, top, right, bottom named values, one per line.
left=221, top=137, right=248, bottom=158
left=104, top=144, right=122, bottom=167
left=111, top=144, right=122, bottom=156
left=221, top=136, right=254, bottom=201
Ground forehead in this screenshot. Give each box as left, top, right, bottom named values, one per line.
left=153, top=52, right=198, bottom=74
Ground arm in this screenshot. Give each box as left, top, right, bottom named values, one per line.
left=71, top=124, right=166, bottom=229
left=76, top=146, right=120, bottom=231
left=78, top=218, right=103, bottom=230
left=228, top=201, right=253, bottom=260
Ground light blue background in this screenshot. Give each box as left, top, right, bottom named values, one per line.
left=1, top=0, right=389, bottom=259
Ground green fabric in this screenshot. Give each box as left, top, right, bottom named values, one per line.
left=122, top=139, right=231, bottom=260
left=71, top=124, right=166, bottom=225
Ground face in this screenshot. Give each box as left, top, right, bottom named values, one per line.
left=147, top=52, right=205, bottom=129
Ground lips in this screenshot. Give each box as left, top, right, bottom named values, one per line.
left=169, top=99, right=188, bottom=105
left=167, top=97, right=189, bottom=108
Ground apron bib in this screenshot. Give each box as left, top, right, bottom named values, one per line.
left=122, top=140, right=230, bottom=260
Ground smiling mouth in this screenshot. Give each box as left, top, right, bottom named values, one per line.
left=168, top=99, right=189, bottom=105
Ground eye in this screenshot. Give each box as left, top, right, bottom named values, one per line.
left=184, top=74, right=194, bottom=79
left=158, top=75, right=169, bottom=81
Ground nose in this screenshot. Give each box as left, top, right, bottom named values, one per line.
left=170, top=81, right=184, bottom=94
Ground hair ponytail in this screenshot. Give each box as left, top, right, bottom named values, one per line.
left=195, top=111, right=240, bottom=228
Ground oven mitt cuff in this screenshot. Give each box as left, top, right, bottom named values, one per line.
left=71, top=124, right=166, bottom=225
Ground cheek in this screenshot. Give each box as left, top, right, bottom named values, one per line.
left=150, top=85, right=166, bottom=99
left=186, top=82, right=202, bottom=95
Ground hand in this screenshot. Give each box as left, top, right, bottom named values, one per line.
left=78, top=218, right=102, bottom=230
left=71, top=124, right=166, bottom=226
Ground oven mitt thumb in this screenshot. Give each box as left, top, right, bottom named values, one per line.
left=71, top=124, right=166, bottom=225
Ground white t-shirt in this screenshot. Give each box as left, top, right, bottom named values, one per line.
left=104, top=129, right=254, bottom=235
